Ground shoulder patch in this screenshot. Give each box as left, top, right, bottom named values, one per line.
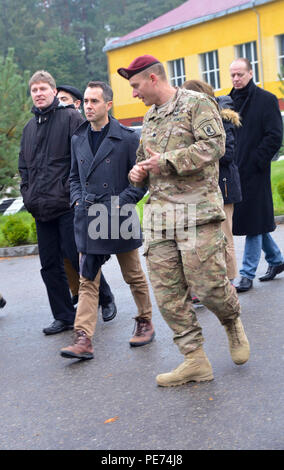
left=203, top=123, right=216, bottom=137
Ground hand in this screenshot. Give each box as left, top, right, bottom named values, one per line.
left=129, top=164, right=148, bottom=183
left=138, top=147, right=161, bottom=175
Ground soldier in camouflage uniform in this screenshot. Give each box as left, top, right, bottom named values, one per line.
left=118, top=55, right=250, bottom=386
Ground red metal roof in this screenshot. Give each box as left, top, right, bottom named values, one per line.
left=105, top=0, right=272, bottom=50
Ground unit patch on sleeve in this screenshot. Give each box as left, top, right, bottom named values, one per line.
left=203, top=124, right=216, bottom=137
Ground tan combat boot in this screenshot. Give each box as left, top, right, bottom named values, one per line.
left=224, top=317, right=250, bottom=365
left=156, top=347, right=214, bottom=387
left=60, top=330, right=94, bottom=360
left=129, top=318, right=155, bottom=347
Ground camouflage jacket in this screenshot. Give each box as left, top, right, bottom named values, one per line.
left=134, top=87, right=226, bottom=231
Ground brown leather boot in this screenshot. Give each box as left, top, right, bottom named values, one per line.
left=129, top=318, right=155, bottom=347
left=60, top=330, right=94, bottom=360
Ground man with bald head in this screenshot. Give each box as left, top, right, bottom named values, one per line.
left=229, top=58, right=284, bottom=292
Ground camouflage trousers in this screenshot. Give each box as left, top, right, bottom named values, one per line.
left=144, top=222, right=241, bottom=355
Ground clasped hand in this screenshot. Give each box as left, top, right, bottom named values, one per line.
left=129, top=147, right=161, bottom=182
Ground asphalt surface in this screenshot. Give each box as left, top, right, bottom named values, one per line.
left=0, top=224, right=284, bottom=450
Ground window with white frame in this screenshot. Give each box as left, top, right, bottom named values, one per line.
left=235, top=41, right=259, bottom=83
left=167, top=58, right=186, bottom=87
left=277, top=34, right=284, bottom=78
left=200, top=50, right=220, bottom=90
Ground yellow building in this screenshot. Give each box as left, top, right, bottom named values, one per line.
left=103, top=0, right=284, bottom=125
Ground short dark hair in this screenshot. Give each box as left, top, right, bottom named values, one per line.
left=86, top=81, right=113, bottom=102
left=70, top=93, right=78, bottom=102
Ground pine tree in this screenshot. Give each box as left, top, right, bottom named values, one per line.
left=0, top=48, right=32, bottom=196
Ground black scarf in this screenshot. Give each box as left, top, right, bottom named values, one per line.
left=230, top=79, right=254, bottom=112
left=32, top=97, right=59, bottom=117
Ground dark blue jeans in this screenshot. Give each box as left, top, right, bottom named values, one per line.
left=36, top=211, right=78, bottom=324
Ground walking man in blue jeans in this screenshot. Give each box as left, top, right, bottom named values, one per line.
left=229, top=58, right=284, bottom=292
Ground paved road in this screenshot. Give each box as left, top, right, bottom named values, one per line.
left=0, top=225, right=284, bottom=450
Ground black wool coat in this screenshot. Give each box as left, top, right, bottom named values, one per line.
left=229, top=80, right=283, bottom=236
left=70, top=116, right=146, bottom=254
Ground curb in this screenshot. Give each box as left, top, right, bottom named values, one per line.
left=0, top=244, right=38, bottom=258
left=1, top=216, right=284, bottom=258
left=275, top=215, right=284, bottom=224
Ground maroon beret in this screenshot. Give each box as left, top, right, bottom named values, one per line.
left=117, top=55, right=160, bottom=80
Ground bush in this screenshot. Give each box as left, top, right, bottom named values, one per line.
left=277, top=181, right=284, bottom=202
left=2, top=216, right=30, bottom=246
left=271, top=160, right=284, bottom=216
left=0, top=212, right=37, bottom=247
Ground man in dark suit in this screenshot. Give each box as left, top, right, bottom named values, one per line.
left=229, top=58, right=284, bottom=292
left=60, top=81, right=155, bottom=360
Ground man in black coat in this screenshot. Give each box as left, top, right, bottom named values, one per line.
left=18, top=71, right=83, bottom=334
left=56, top=84, right=117, bottom=321
left=229, top=58, right=284, bottom=292
left=60, top=81, right=154, bottom=360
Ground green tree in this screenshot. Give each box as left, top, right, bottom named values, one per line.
left=70, top=0, right=109, bottom=82
left=33, top=28, right=86, bottom=90
left=0, top=48, right=32, bottom=196
left=0, top=0, right=186, bottom=91
left=0, top=0, right=44, bottom=74
left=37, top=0, right=186, bottom=84
left=103, top=0, right=186, bottom=38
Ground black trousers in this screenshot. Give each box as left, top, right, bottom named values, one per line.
left=36, top=211, right=78, bottom=324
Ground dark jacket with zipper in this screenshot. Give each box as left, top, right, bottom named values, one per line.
left=18, top=97, right=84, bottom=221
left=216, top=95, right=242, bottom=205
left=70, top=116, right=146, bottom=254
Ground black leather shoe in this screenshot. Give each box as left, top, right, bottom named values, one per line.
left=43, top=320, right=73, bottom=335
left=101, top=300, right=117, bottom=322
left=0, top=297, right=6, bottom=308
left=259, top=263, right=284, bottom=282
left=235, top=277, right=253, bottom=293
